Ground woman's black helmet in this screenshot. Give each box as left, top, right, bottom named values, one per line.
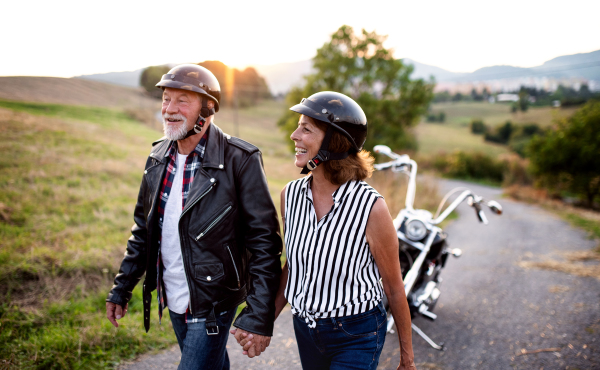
left=290, top=91, right=368, bottom=174
left=156, top=64, right=221, bottom=112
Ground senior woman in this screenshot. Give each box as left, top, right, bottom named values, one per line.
left=240, top=92, right=416, bottom=369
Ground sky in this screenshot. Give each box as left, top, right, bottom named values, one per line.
left=2, top=0, right=599, bottom=77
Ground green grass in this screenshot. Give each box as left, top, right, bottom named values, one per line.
left=563, top=213, right=600, bottom=243
left=415, top=122, right=509, bottom=157
left=1, top=286, right=175, bottom=370
left=426, top=101, right=577, bottom=128
left=0, top=100, right=177, bottom=369
left=415, top=102, right=578, bottom=156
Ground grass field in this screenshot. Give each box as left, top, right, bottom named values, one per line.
left=414, top=102, right=578, bottom=156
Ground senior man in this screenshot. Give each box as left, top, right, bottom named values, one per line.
left=106, top=64, right=282, bottom=369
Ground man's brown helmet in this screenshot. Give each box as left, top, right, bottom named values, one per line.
left=156, top=64, right=221, bottom=112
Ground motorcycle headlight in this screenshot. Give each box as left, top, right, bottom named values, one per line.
left=406, top=219, right=428, bottom=241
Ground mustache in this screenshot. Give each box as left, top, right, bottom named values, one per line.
left=163, top=113, right=187, bottom=122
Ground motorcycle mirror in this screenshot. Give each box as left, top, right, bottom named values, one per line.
left=373, top=145, right=393, bottom=156
left=487, top=200, right=503, bottom=215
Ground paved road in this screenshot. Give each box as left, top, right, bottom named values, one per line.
left=121, top=179, right=600, bottom=369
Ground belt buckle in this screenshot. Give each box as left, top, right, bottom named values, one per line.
left=206, top=326, right=219, bottom=335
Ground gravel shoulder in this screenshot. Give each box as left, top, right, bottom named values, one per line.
left=121, top=179, right=600, bottom=370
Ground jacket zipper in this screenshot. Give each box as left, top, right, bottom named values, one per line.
left=179, top=181, right=217, bottom=315
left=226, top=245, right=241, bottom=289
left=195, top=205, right=232, bottom=241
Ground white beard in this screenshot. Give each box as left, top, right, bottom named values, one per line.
left=163, top=113, right=189, bottom=140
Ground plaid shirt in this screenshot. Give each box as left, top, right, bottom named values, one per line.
left=156, top=133, right=207, bottom=324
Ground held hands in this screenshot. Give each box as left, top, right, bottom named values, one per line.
left=106, top=302, right=128, bottom=328
left=398, top=362, right=418, bottom=370
left=229, top=328, right=271, bottom=358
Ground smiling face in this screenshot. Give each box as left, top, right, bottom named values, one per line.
left=290, top=115, right=326, bottom=169
left=161, top=87, right=202, bottom=140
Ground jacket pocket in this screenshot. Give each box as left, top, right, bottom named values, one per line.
left=195, top=203, right=233, bottom=241
left=225, top=244, right=241, bottom=290
left=194, top=262, right=224, bottom=283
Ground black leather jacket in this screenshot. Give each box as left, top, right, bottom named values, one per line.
left=107, top=124, right=282, bottom=336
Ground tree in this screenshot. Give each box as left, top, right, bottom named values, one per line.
left=277, top=25, right=433, bottom=152
left=198, top=60, right=271, bottom=107
left=528, top=101, right=600, bottom=208
left=518, top=91, right=529, bottom=112
left=140, top=65, right=171, bottom=98
left=470, top=119, right=487, bottom=134
left=484, top=121, right=514, bottom=144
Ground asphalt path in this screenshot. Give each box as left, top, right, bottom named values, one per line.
left=121, top=179, right=600, bottom=369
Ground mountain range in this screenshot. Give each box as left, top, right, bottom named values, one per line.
left=76, top=49, right=600, bottom=94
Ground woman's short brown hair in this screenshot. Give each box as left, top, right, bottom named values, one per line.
left=312, top=118, right=374, bottom=186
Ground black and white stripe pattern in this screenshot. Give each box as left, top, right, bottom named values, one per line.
left=284, top=176, right=384, bottom=328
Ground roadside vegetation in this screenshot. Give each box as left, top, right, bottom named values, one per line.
left=0, top=102, right=178, bottom=369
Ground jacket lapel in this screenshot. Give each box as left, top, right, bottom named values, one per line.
left=181, top=123, right=226, bottom=215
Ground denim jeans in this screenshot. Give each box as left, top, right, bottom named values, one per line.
left=169, top=308, right=237, bottom=370
left=293, top=302, right=387, bottom=370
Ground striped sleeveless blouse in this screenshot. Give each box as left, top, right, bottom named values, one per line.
left=284, top=176, right=384, bottom=328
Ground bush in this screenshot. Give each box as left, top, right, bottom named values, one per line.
left=509, top=123, right=543, bottom=157
left=426, top=111, right=446, bottom=123
left=528, top=100, right=600, bottom=208
left=420, top=151, right=534, bottom=187
left=422, top=151, right=506, bottom=184
left=470, top=119, right=487, bottom=134
left=500, top=153, right=533, bottom=186
left=484, top=121, right=514, bottom=144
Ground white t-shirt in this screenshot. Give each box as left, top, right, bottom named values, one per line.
left=161, top=153, right=190, bottom=314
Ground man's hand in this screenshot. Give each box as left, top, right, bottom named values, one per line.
left=229, top=328, right=271, bottom=358
left=106, top=302, right=128, bottom=328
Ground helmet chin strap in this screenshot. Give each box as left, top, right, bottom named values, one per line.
left=183, top=99, right=215, bottom=139
left=300, top=125, right=350, bottom=174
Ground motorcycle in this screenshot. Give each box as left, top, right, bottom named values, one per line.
left=373, top=145, right=503, bottom=350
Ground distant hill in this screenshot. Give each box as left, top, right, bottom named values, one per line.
left=75, top=69, right=143, bottom=88
left=0, top=76, right=158, bottom=109
left=255, top=49, right=600, bottom=92
left=402, top=58, right=464, bottom=82
left=71, top=49, right=600, bottom=95
left=532, top=49, right=600, bottom=80
left=252, top=59, right=313, bottom=95
left=434, top=49, right=600, bottom=83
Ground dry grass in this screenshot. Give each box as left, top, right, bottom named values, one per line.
left=0, top=76, right=159, bottom=109
left=367, top=170, right=443, bottom=217
left=548, top=285, right=570, bottom=293
left=508, top=185, right=600, bottom=279
left=0, top=106, right=155, bottom=305
left=427, top=101, right=578, bottom=128
left=416, top=102, right=578, bottom=157
left=0, top=102, right=177, bottom=369
left=518, top=258, right=600, bottom=279
left=504, top=185, right=600, bottom=239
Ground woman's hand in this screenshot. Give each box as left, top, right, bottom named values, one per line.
left=398, top=362, right=417, bottom=370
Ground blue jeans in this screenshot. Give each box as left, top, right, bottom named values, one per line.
left=169, top=308, right=237, bottom=370
left=293, top=302, right=387, bottom=370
